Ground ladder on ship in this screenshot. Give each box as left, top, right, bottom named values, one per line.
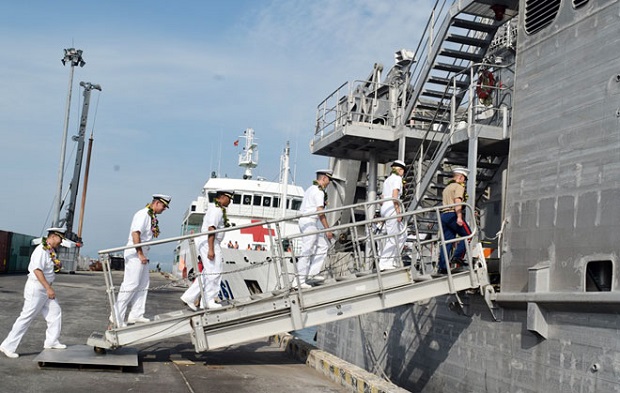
left=88, top=200, right=496, bottom=353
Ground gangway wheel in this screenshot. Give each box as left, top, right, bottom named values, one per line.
left=94, top=346, right=106, bottom=355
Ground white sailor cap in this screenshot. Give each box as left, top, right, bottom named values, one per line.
left=391, top=160, right=406, bottom=170
left=453, top=167, right=470, bottom=177
left=316, top=169, right=333, bottom=179
left=153, top=194, right=172, bottom=207
left=47, top=227, right=66, bottom=239
left=216, top=190, right=235, bottom=198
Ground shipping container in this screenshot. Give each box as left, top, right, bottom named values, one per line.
left=0, top=231, right=10, bottom=273
left=7, top=232, right=36, bottom=273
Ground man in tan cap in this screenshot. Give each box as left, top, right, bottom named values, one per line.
left=438, top=168, right=472, bottom=274
left=112, top=194, right=171, bottom=326
left=0, top=228, right=67, bottom=358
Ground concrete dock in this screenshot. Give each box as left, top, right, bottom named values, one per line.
left=0, top=271, right=349, bottom=393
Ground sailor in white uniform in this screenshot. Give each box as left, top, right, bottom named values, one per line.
left=378, top=160, right=407, bottom=271
left=296, top=169, right=334, bottom=288
left=181, top=190, right=233, bottom=310
left=111, top=194, right=170, bottom=326
left=0, top=228, right=67, bottom=359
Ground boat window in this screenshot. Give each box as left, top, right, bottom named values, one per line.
left=242, top=195, right=252, bottom=205
left=208, top=192, right=216, bottom=203
left=273, top=197, right=280, bottom=208
left=291, top=198, right=302, bottom=210
left=263, top=196, right=271, bottom=207
left=253, top=195, right=262, bottom=206
left=573, top=0, right=588, bottom=8
left=585, top=260, right=612, bottom=292
left=524, top=0, right=560, bottom=35
left=232, top=194, right=241, bottom=205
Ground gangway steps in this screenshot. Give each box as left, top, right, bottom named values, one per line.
left=88, top=265, right=490, bottom=353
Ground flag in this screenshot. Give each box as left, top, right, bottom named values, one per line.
left=233, top=140, right=239, bottom=146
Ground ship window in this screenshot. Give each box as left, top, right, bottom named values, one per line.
left=253, top=195, right=262, bottom=206
left=291, top=198, right=302, bottom=211
left=191, top=205, right=196, bottom=212
left=208, top=192, right=216, bottom=203
left=573, top=0, right=588, bottom=8
left=273, top=197, right=280, bottom=208
left=242, top=195, right=252, bottom=205
left=524, top=0, right=560, bottom=35
left=263, top=196, right=272, bottom=207
left=232, top=194, right=241, bottom=205
left=585, top=260, right=612, bottom=292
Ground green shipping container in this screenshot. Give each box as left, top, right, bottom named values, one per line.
left=7, top=232, right=36, bottom=273
left=0, top=231, right=9, bottom=273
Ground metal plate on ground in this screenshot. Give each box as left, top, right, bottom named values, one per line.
left=34, top=345, right=138, bottom=370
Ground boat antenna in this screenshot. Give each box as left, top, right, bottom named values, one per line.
left=238, top=128, right=258, bottom=179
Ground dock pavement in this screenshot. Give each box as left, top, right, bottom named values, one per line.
left=0, top=270, right=351, bottom=393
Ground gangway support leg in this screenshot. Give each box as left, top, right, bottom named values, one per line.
left=483, top=284, right=501, bottom=322
left=190, top=315, right=208, bottom=352
left=290, top=297, right=304, bottom=331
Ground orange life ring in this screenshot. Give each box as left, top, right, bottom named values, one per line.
left=476, top=70, right=495, bottom=104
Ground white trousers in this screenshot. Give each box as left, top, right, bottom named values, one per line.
left=1, top=279, right=62, bottom=352
left=113, top=254, right=150, bottom=322
left=296, top=217, right=329, bottom=283
left=182, top=244, right=222, bottom=307
left=378, top=205, right=406, bottom=270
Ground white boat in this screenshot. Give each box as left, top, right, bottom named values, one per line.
left=172, top=128, right=305, bottom=301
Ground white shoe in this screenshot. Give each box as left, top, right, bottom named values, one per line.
left=293, top=282, right=312, bottom=290
left=0, top=346, right=18, bottom=358
left=181, top=296, right=198, bottom=311
left=206, top=300, right=222, bottom=309
left=309, top=275, right=325, bottom=283
left=44, top=343, right=67, bottom=350
left=127, top=316, right=150, bottom=324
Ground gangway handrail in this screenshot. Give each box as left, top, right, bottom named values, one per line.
left=90, top=199, right=489, bottom=352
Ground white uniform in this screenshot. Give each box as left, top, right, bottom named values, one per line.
left=182, top=203, right=225, bottom=307
left=0, top=244, right=62, bottom=352
left=113, top=207, right=154, bottom=323
left=379, top=173, right=406, bottom=270
left=297, top=184, right=329, bottom=283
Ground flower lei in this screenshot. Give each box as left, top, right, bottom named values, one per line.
left=215, top=199, right=231, bottom=227
left=42, top=238, right=62, bottom=273
left=313, top=180, right=328, bottom=207
left=146, top=203, right=160, bottom=238
left=448, top=180, right=469, bottom=202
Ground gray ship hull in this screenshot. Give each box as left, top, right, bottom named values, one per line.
left=315, top=0, right=620, bottom=391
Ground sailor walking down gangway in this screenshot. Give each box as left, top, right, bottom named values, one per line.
left=88, top=198, right=494, bottom=353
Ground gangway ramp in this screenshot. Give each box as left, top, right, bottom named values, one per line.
left=88, top=265, right=491, bottom=352
left=88, top=200, right=494, bottom=353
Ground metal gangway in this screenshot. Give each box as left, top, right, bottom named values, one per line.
left=88, top=200, right=495, bottom=353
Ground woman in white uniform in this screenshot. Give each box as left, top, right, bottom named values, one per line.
left=0, top=227, right=67, bottom=358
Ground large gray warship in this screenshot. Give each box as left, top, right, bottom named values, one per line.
left=309, top=0, right=620, bottom=391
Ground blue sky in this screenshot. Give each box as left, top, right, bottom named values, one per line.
left=0, top=0, right=433, bottom=264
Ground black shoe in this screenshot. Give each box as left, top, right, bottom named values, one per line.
left=451, top=258, right=468, bottom=267
left=437, top=268, right=448, bottom=275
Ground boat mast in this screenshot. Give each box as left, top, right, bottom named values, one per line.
left=280, top=142, right=290, bottom=219
left=238, top=128, right=258, bottom=179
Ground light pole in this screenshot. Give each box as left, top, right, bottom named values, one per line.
left=52, top=48, right=85, bottom=227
